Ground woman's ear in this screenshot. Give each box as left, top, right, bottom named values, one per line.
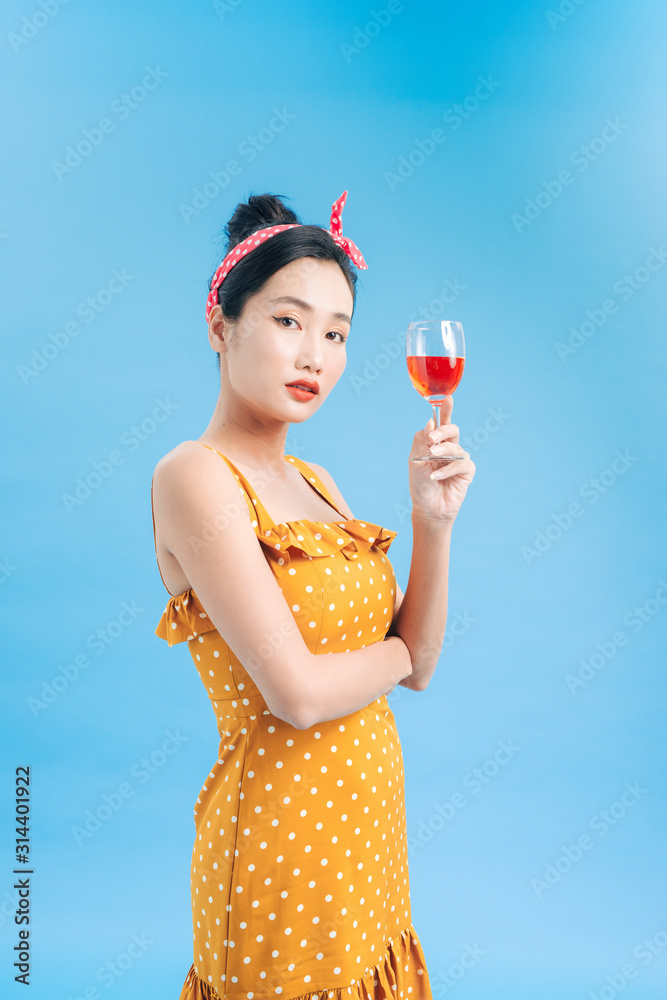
left=208, top=305, right=232, bottom=355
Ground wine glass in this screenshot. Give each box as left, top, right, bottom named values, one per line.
left=406, top=320, right=466, bottom=464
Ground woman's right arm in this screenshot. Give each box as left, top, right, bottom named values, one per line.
left=152, top=443, right=412, bottom=730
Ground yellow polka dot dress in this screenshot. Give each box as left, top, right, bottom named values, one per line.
left=153, top=447, right=432, bottom=1000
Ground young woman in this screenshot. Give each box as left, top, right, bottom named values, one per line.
left=151, top=190, right=475, bottom=1000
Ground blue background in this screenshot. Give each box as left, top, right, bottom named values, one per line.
left=2, top=0, right=666, bottom=997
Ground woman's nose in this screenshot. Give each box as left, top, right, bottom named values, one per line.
left=297, top=335, right=323, bottom=372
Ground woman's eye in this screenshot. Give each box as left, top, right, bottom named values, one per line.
left=274, top=316, right=346, bottom=343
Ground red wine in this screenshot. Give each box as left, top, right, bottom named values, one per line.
left=407, top=355, right=465, bottom=398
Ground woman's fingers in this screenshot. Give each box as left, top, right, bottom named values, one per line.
left=428, top=423, right=460, bottom=445
left=429, top=440, right=465, bottom=457
left=429, top=452, right=473, bottom=478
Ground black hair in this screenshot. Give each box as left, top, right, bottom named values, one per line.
left=208, top=193, right=359, bottom=367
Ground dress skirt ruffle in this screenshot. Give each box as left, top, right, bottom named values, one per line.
left=177, top=925, right=432, bottom=1000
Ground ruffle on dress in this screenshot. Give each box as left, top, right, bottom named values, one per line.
left=257, top=517, right=396, bottom=574
left=155, top=589, right=214, bottom=646
left=176, top=925, right=431, bottom=1000
left=155, top=518, right=397, bottom=647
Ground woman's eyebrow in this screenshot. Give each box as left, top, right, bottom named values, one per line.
left=268, top=295, right=351, bottom=323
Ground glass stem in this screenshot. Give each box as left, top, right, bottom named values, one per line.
left=430, top=400, right=442, bottom=438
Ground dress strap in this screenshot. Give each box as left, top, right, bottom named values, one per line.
left=285, top=454, right=348, bottom=520
left=197, top=443, right=348, bottom=526
left=198, top=444, right=269, bottom=529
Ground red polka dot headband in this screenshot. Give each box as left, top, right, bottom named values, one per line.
left=205, top=190, right=368, bottom=323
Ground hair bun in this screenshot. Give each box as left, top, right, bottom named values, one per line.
left=224, top=193, right=300, bottom=251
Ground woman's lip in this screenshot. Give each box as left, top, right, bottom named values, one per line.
left=286, top=383, right=318, bottom=393
left=286, top=384, right=318, bottom=399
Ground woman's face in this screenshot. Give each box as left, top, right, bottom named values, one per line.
left=215, top=257, right=354, bottom=423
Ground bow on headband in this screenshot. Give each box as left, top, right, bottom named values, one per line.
left=205, top=190, right=367, bottom=323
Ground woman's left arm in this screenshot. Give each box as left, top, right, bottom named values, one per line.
left=387, top=395, right=476, bottom=691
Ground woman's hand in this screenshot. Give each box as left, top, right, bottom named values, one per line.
left=409, top=395, right=476, bottom=523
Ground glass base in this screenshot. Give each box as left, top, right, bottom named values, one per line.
left=412, top=453, right=464, bottom=464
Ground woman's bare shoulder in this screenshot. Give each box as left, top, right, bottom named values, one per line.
left=153, top=439, right=208, bottom=470
left=152, top=440, right=238, bottom=509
